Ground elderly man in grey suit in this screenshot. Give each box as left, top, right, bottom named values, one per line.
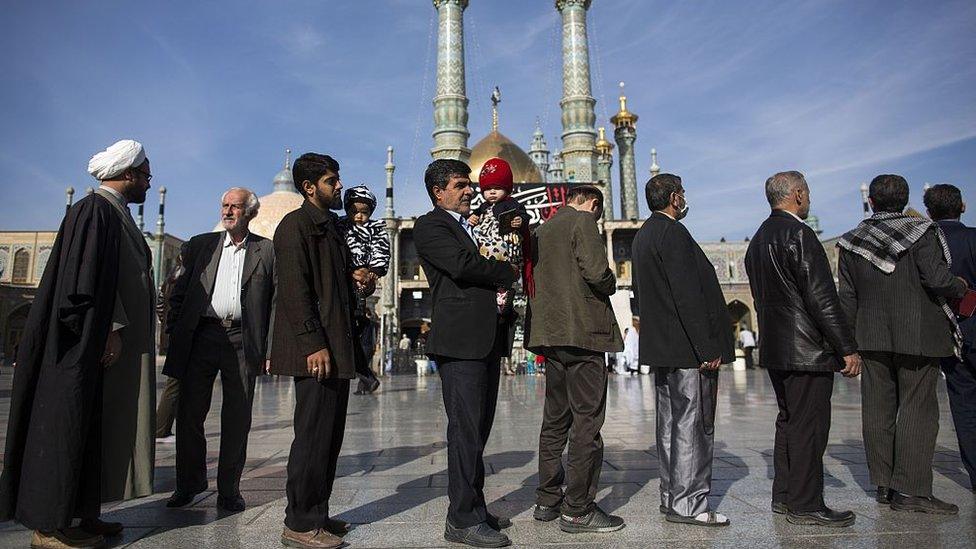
left=526, top=185, right=625, bottom=534
left=164, top=187, right=275, bottom=512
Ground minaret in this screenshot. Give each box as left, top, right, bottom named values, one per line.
left=382, top=146, right=399, bottom=355
left=860, top=183, right=870, bottom=218
left=549, top=150, right=565, bottom=181
left=529, top=120, right=551, bottom=179
left=611, top=82, right=639, bottom=219
left=556, top=0, right=598, bottom=182
left=649, top=148, right=660, bottom=179
left=273, top=148, right=294, bottom=193
left=431, top=0, right=471, bottom=162
left=65, top=187, right=74, bottom=215
left=154, top=186, right=167, bottom=287
left=595, top=127, right=614, bottom=221
left=136, top=204, right=145, bottom=231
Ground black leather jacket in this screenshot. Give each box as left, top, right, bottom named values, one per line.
left=745, top=210, right=857, bottom=371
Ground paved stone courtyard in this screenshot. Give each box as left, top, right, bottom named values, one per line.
left=0, top=367, right=973, bottom=548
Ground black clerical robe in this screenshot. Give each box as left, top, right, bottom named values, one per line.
left=0, top=193, right=122, bottom=530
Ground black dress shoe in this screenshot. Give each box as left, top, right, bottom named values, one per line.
left=559, top=506, right=625, bottom=534
left=876, top=486, right=892, bottom=504
left=365, top=376, right=380, bottom=394
left=771, top=501, right=788, bottom=515
left=486, top=512, right=511, bottom=530
left=786, top=507, right=855, bottom=527
left=444, top=521, right=511, bottom=548
left=890, top=493, right=959, bottom=515
left=533, top=503, right=560, bottom=522
left=216, top=493, right=245, bottom=512
left=166, top=489, right=204, bottom=508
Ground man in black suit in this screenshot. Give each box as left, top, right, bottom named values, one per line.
left=837, top=175, right=967, bottom=516
left=631, top=173, right=734, bottom=527
left=414, top=159, right=518, bottom=548
left=164, top=187, right=275, bottom=512
left=925, top=184, right=976, bottom=492
left=745, top=170, right=861, bottom=527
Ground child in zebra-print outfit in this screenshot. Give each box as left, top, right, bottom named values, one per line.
left=338, top=185, right=390, bottom=394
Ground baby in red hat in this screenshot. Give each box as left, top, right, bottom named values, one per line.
left=468, top=157, right=534, bottom=297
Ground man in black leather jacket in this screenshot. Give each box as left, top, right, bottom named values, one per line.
left=745, top=170, right=862, bottom=528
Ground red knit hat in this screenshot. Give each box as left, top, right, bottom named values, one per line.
left=478, top=157, right=513, bottom=194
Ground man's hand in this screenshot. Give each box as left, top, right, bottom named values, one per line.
left=699, top=357, right=721, bottom=371
left=511, top=217, right=523, bottom=229
left=307, top=348, right=332, bottom=381
left=840, top=353, right=862, bottom=377
left=352, top=268, right=371, bottom=285
left=467, top=214, right=480, bottom=226
left=101, top=330, right=122, bottom=366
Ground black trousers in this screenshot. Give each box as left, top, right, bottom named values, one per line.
left=861, top=351, right=940, bottom=497
left=768, top=369, right=833, bottom=513
left=941, top=347, right=976, bottom=490
left=175, top=323, right=255, bottom=497
left=536, top=347, right=607, bottom=517
left=284, top=377, right=350, bottom=533
left=435, top=345, right=502, bottom=528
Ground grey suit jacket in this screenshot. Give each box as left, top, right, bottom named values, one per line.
left=162, top=231, right=275, bottom=377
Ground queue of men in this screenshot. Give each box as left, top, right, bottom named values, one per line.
left=0, top=138, right=972, bottom=549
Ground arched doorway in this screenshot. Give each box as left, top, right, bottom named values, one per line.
left=727, top=300, right=752, bottom=340
left=3, top=303, right=30, bottom=364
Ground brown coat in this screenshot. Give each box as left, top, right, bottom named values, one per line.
left=525, top=206, right=623, bottom=354
left=269, top=201, right=356, bottom=379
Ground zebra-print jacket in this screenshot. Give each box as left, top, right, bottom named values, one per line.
left=337, top=216, right=390, bottom=277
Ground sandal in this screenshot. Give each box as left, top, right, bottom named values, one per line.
left=665, top=510, right=730, bottom=527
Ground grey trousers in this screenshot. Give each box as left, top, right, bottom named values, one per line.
left=861, top=351, right=940, bottom=497
left=655, top=367, right=718, bottom=517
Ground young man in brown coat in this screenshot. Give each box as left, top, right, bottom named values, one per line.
left=526, top=185, right=625, bottom=534
left=271, top=152, right=371, bottom=549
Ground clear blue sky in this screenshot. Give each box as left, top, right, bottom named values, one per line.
left=1, top=0, right=973, bottom=240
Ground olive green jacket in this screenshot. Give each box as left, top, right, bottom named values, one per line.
left=525, top=206, right=623, bottom=354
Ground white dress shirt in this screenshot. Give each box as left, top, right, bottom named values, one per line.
left=208, top=232, right=248, bottom=321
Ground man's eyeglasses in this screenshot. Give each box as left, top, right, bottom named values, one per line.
left=134, top=168, right=153, bottom=183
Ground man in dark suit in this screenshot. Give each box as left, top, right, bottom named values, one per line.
left=745, top=170, right=861, bottom=527
left=838, top=175, right=967, bottom=516
left=163, top=187, right=275, bottom=512
left=925, top=183, right=976, bottom=492
left=414, top=159, right=518, bottom=548
left=270, top=153, right=366, bottom=549
left=525, top=185, right=624, bottom=534
left=632, top=173, right=734, bottom=527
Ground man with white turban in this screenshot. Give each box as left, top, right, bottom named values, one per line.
left=0, top=139, right=157, bottom=548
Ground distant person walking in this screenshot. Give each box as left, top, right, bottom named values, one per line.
left=632, top=173, right=733, bottom=527
left=839, top=175, right=967, bottom=514
left=745, top=170, right=861, bottom=527
left=738, top=328, right=756, bottom=369
left=526, top=185, right=625, bottom=534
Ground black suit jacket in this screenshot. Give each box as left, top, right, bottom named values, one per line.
left=269, top=201, right=357, bottom=379
left=838, top=225, right=966, bottom=358
left=746, top=210, right=856, bottom=371
left=631, top=212, right=734, bottom=368
left=938, top=219, right=976, bottom=345
left=414, top=206, right=517, bottom=360
left=163, top=231, right=275, bottom=378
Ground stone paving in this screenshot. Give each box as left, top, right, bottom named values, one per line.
left=0, top=367, right=973, bottom=548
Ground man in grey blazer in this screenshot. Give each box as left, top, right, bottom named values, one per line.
left=163, top=187, right=275, bottom=512
left=839, top=175, right=967, bottom=515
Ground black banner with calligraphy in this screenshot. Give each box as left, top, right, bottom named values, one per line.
left=469, top=182, right=591, bottom=226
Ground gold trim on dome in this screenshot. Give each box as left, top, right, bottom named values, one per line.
left=595, top=126, right=614, bottom=155
left=468, top=130, right=544, bottom=184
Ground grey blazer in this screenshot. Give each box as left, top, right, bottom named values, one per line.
left=838, top=228, right=966, bottom=358
left=163, top=231, right=275, bottom=377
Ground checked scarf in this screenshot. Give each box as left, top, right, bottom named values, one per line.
left=838, top=212, right=963, bottom=358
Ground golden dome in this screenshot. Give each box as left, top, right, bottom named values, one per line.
left=595, top=126, right=613, bottom=156
left=469, top=130, right=544, bottom=184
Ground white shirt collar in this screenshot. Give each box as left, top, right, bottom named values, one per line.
left=223, top=231, right=249, bottom=249
left=98, top=184, right=127, bottom=206
left=782, top=210, right=805, bottom=223
left=655, top=210, right=676, bottom=221
left=441, top=207, right=464, bottom=223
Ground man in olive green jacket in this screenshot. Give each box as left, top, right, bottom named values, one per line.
left=525, top=185, right=624, bottom=534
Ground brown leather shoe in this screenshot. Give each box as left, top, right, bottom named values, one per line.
left=79, top=518, right=123, bottom=537
left=280, top=527, right=343, bottom=549
left=31, top=529, right=104, bottom=548
left=323, top=517, right=350, bottom=536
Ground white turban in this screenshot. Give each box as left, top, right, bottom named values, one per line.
left=87, top=139, right=147, bottom=181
